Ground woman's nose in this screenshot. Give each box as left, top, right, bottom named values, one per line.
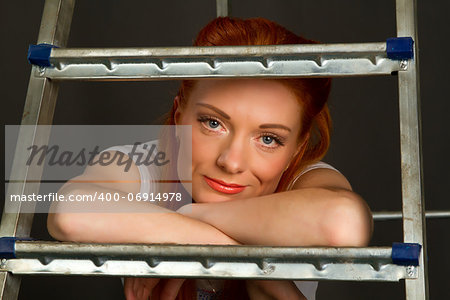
left=216, top=138, right=247, bottom=174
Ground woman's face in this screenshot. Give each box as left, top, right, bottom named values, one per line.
left=175, top=79, right=303, bottom=203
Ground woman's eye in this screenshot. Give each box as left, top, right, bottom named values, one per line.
left=262, top=136, right=274, bottom=145
left=258, top=134, right=285, bottom=148
left=198, top=116, right=224, bottom=132
left=208, top=119, right=220, bottom=129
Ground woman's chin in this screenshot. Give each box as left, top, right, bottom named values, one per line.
left=192, top=192, right=241, bottom=204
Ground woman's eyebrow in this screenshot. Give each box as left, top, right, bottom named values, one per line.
left=196, top=103, right=230, bottom=120
left=196, top=103, right=290, bottom=132
left=259, top=124, right=291, bottom=132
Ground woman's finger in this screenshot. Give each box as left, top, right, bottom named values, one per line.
left=137, top=278, right=148, bottom=299
left=141, top=278, right=160, bottom=300
left=124, top=277, right=162, bottom=300
left=138, top=279, right=151, bottom=300
left=159, top=278, right=186, bottom=300
left=151, top=280, right=163, bottom=300
left=144, top=277, right=161, bottom=290
left=133, top=277, right=141, bottom=298
left=123, top=277, right=136, bottom=300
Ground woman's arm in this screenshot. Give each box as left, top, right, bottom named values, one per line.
left=47, top=152, right=307, bottom=299
left=48, top=183, right=241, bottom=245
left=178, top=168, right=373, bottom=247
left=47, top=151, right=239, bottom=246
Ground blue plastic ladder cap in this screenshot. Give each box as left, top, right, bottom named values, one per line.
left=0, top=237, right=17, bottom=259
left=392, top=242, right=422, bottom=266
left=0, top=237, right=36, bottom=259
left=27, top=43, right=58, bottom=67
left=386, top=37, right=414, bottom=60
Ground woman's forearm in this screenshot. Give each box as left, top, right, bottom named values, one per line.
left=48, top=183, right=240, bottom=245
left=178, top=187, right=372, bottom=247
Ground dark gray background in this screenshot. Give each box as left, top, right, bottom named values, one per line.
left=1, top=0, right=449, bottom=299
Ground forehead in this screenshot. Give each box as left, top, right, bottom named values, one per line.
left=186, top=79, right=303, bottom=136
left=188, top=79, right=301, bottom=111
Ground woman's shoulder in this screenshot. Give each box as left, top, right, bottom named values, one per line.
left=102, top=140, right=159, bottom=156
left=100, top=140, right=161, bottom=195
left=68, top=142, right=158, bottom=195
left=286, top=161, right=341, bottom=191
left=299, top=161, right=340, bottom=176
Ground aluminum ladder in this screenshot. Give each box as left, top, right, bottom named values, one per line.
left=0, top=0, right=434, bottom=299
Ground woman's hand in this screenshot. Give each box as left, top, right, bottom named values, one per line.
left=245, top=280, right=306, bottom=300
left=124, top=277, right=186, bottom=300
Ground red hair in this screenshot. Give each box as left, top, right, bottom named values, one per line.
left=161, top=16, right=332, bottom=299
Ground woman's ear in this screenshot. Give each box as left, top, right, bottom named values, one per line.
left=173, top=96, right=182, bottom=125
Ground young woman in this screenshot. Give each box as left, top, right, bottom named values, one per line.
left=47, top=17, right=373, bottom=300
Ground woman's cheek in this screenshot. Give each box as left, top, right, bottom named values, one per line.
left=190, top=115, right=219, bottom=157
left=191, top=131, right=217, bottom=164
left=253, top=156, right=287, bottom=192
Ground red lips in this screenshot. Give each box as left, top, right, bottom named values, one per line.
left=203, top=176, right=246, bottom=194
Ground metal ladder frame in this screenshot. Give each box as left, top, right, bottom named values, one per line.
left=0, top=0, right=430, bottom=298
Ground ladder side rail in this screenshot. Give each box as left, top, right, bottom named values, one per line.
left=0, top=0, right=75, bottom=299
left=216, top=0, right=230, bottom=17
left=396, top=0, right=429, bottom=299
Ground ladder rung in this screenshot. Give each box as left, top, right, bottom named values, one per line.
left=28, top=42, right=409, bottom=81
left=0, top=241, right=419, bottom=282
left=2, top=258, right=415, bottom=282
left=373, top=210, right=450, bottom=221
